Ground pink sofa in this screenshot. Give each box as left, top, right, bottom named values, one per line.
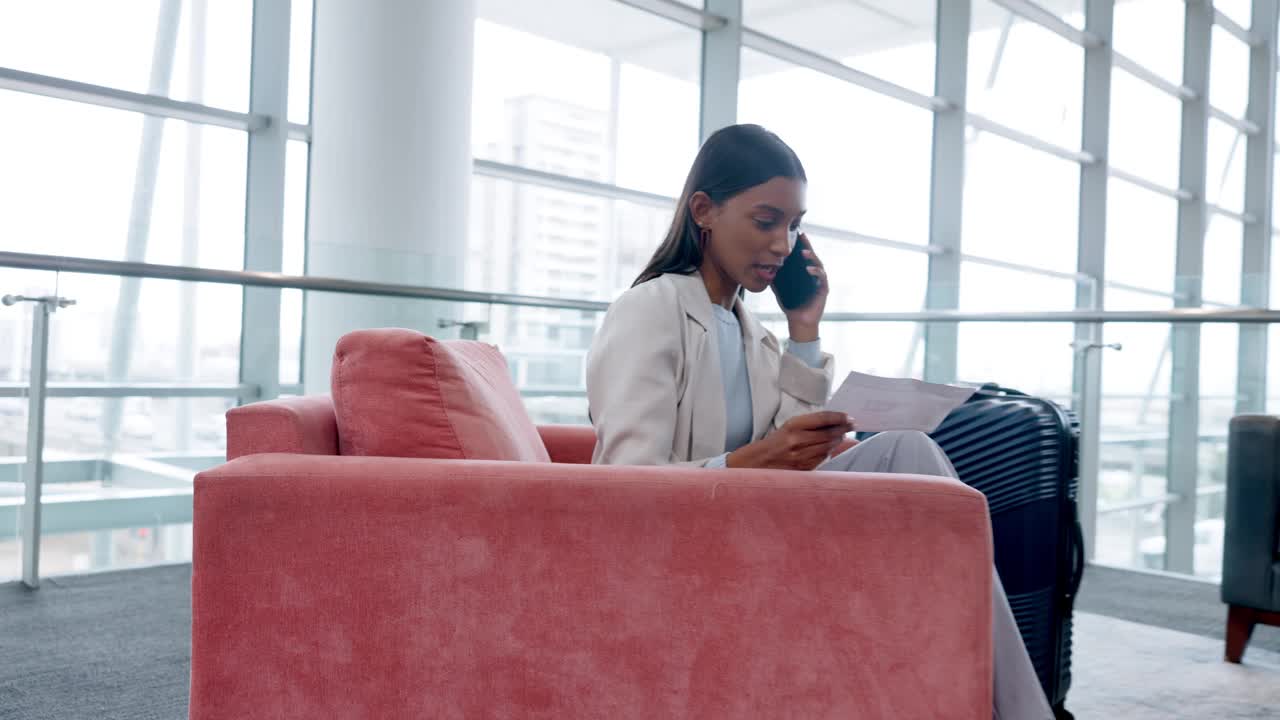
left=190, top=339, right=994, bottom=718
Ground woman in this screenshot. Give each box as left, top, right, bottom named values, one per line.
left=586, top=124, right=1054, bottom=719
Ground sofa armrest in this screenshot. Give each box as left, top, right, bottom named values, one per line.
left=537, top=424, right=597, bottom=464
left=1223, top=415, right=1280, bottom=610
left=192, top=455, right=993, bottom=719
left=225, top=396, right=339, bottom=460
left=533, top=426, right=854, bottom=465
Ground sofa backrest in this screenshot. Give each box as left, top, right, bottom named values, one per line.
left=331, top=328, right=551, bottom=462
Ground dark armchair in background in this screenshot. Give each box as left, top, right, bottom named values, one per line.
left=1222, top=415, right=1280, bottom=663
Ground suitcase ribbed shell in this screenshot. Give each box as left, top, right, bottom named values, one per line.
left=930, top=388, right=1082, bottom=711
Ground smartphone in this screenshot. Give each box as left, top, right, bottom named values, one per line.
left=772, top=231, right=819, bottom=310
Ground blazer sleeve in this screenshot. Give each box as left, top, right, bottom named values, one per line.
left=587, top=286, right=710, bottom=467
left=771, top=347, right=836, bottom=432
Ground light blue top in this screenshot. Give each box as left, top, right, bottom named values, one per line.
left=704, top=304, right=821, bottom=468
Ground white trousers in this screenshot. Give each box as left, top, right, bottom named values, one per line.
left=818, top=430, right=1055, bottom=720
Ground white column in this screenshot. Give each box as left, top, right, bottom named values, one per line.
left=1073, top=0, right=1115, bottom=561
left=1167, top=1, right=1214, bottom=574
left=699, top=0, right=742, bottom=142
left=303, top=0, right=477, bottom=393
left=923, top=0, right=970, bottom=384
left=240, top=0, right=291, bottom=404
left=1237, top=0, right=1278, bottom=415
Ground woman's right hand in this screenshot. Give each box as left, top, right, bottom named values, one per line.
left=726, top=411, right=855, bottom=471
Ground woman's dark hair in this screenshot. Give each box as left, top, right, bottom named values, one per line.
left=633, top=123, right=806, bottom=286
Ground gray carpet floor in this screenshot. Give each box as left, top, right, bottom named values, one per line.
left=1, top=562, right=1278, bottom=719
left=0, top=564, right=191, bottom=720
left=1075, top=564, right=1280, bottom=654
left=1070, top=612, right=1280, bottom=719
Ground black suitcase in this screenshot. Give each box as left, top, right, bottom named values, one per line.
left=929, top=384, right=1085, bottom=719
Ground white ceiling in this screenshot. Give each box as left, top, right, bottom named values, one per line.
left=477, top=0, right=1091, bottom=83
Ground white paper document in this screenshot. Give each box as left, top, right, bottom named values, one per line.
left=825, top=371, right=977, bottom=433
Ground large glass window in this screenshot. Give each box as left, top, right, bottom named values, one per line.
left=957, top=265, right=1077, bottom=398
left=1209, top=27, right=1252, bottom=120
left=1202, top=216, right=1244, bottom=306
left=467, top=1, right=702, bottom=414
left=1108, top=69, right=1183, bottom=189
left=471, top=1, right=701, bottom=197
left=466, top=178, right=674, bottom=303
left=1198, top=317, right=1237, bottom=578
left=1106, top=181, right=1179, bottom=300
left=1196, top=212, right=1243, bottom=579
left=1214, top=0, right=1253, bottom=29
left=1097, top=294, right=1174, bottom=570
left=1207, top=119, right=1247, bottom=213
left=288, top=0, right=313, bottom=123
left=735, top=35, right=933, bottom=387
left=741, top=0, right=936, bottom=96
left=1035, top=0, right=1085, bottom=28
left=957, top=320, right=1076, bottom=399
left=967, top=0, right=1084, bottom=149
left=748, top=238, right=929, bottom=383
left=3, top=0, right=1276, bottom=587
left=0, top=274, right=239, bottom=580
left=963, top=132, right=1081, bottom=273
left=1112, top=0, right=1184, bottom=84
left=957, top=0, right=1088, bottom=464
left=0, top=91, right=248, bottom=268
left=1106, top=17, right=1188, bottom=551
left=802, top=241, right=929, bottom=314
left=0, top=2, right=314, bottom=581
left=280, top=140, right=310, bottom=386
left=0, top=1, right=253, bottom=111
left=738, top=50, right=934, bottom=245
left=466, top=174, right=673, bottom=420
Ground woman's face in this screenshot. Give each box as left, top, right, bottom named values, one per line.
left=693, top=176, right=807, bottom=294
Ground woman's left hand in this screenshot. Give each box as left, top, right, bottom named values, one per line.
left=778, top=232, right=828, bottom=342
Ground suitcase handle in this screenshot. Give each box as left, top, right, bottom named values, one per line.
left=1067, top=516, right=1086, bottom=602
left=976, top=382, right=1029, bottom=397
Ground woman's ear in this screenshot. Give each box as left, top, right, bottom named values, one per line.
left=689, top=191, right=715, bottom=228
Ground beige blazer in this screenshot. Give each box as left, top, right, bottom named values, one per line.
left=587, top=272, right=835, bottom=466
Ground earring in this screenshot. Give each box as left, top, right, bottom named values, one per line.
left=699, top=226, right=710, bottom=253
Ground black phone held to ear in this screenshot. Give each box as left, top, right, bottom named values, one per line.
left=773, top=237, right=819, bottom=310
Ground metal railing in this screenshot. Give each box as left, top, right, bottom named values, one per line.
left=0, top=382, right=256, bottom=401
left=1097, top=482, right=1228, bottom=516
left=12, top=250, right=1279, bottom=324
left=4, top=250, right=1278, bottom=587
left=0, top=251, right=612, bottom=314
